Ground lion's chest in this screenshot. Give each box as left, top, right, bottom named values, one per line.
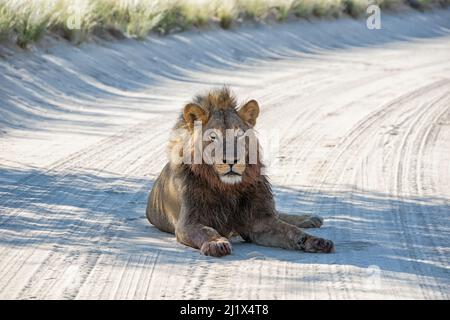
left=195, top=192, right=251, bottom=236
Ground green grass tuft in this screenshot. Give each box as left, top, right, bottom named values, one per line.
left=0, top=0, right=440, bottom=48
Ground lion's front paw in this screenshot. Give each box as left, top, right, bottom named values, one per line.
left=298, top=215, right=324, bottom=228
left=200, top=237, right=232, bottom=257
left=299, top=235, right=334, bottom=253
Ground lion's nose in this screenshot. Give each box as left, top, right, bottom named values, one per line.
left=223, top=158, right=238, bottom=165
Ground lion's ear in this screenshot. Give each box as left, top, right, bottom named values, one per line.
left=183, top=103, right=208, bottom=129
left=238, top=100, right=260, bottom=127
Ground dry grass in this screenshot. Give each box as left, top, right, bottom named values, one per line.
left=0, top=0, right=448, bottom=48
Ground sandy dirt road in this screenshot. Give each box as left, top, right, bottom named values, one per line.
left=0, top=9, right=449, bottom=299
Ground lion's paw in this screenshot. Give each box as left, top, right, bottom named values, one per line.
left=298, top=215, right=324, bottom=228
left=299, top=235, right=334, bottom=253
left=201, top=237, right=232, bottom=257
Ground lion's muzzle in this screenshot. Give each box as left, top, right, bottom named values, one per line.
left=214, top=162, right=246, bottom=184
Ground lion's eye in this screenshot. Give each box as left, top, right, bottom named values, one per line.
left=209, top=132, right=217, bottom=141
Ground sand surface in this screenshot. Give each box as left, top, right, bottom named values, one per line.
left=1, top=9, right=449, bottom=299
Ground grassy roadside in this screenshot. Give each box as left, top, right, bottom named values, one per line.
left=0, top=0, right=448, bottom=48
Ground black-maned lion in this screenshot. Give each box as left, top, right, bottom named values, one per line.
left=146, top=87, right=334, bottom=257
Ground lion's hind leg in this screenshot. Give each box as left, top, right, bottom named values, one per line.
left=278, top=213, right=323, bottom=228
left=245, top=217, right=334, bottom=253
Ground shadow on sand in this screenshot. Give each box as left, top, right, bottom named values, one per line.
left=0, top=167, right=448, bottom=285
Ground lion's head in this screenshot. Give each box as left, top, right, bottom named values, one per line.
left=169, top=87, right=262, bottom=187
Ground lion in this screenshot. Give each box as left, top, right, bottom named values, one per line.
left=146, top=87, right=334, bottom=257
